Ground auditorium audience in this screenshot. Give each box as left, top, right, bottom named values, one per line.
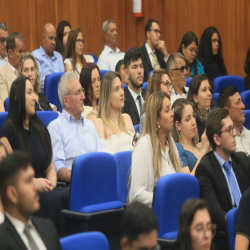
left=197, top=27, right=227, bottom=82
left=172, top=98, right=210, bottom=175
left=48, top=72, right=102, bottom=183
left=129, top=91, right=181, bottom=206
left=139, top=69, right=172, bottom=134
left=218, top=86, right=250, bottom=155
left=97, top=19, right=125, bottom=71
left=80, top=63, right=100, bottom=121
left=195, top=108, right=250, bottom=234
left=122, top=47, right=145, bottom=126
left=94, top=72, right=134, bottom=154
left=0, top=151, right=62, bottom=250
left=0, top=32, right=25, bottom=102
left=177, top=198, right=216, bottom=250
left=55, top=20, right=71, bottom=55
left=166, top=53, right=188, bottom=105
left=177, top=31, right=205, bottom=79
left=187, top=74, right=214, bottom=142
left=32, top=23, right=64, bottom=92
left=0, top=22, right=8, bottom=68
left=63, top=28, right=94, bottom=77
left=243, top=47, right=250, bottom=90
left=120, top=202, right=159, bottom=250
left=115, top=59, right=128, bottom=84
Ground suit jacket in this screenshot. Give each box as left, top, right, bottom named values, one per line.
left=139, top=43, right=166, bottom=82
left=0, top=216, right=62, bottom=250
left=0, top=63, right=16, bottom=103
left=195, top=151, right=250, bottom=230
left=122, top=87, right=146, bottom=126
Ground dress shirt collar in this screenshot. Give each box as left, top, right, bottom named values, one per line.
left=214, top=151, right=232, bottom=168
left=145, top=42, right=156, bottom=55
left=127, top=86, right=143, bottom=103
left=103, top=45, right=120, bottom=55
left=39, top=45, right=56, bottom=60
left=62, top=109, right=84, bottom=124
left=8, top=62, right=18, bottom=76
left=0, top=53, right=8, bottom=60
left=172, top=86, right=188, bottom=95
left=236, top=126, right=245, bottom=136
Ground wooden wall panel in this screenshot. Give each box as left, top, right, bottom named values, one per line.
left=0, top=0, right=248, bottom=77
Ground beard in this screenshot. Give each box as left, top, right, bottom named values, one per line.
left=129, top=76, right=143, bottom=89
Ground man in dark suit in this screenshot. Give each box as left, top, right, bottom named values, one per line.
left=122, top=47, right=146, bottom=126
left=0, top=151, right=61, bottom=250
left=139, top=19, right=169, bottom=81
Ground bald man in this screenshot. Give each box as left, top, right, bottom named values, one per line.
left=32, top=23, right=64, bottom=92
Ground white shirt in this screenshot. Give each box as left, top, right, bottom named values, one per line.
left=127, top=86, right=144, bottom=116
left=145, top=43, right=168, bottom=68
left=171, top=86, right=189, bottom=106
left=97, top=45, right=125, bottom=71
left=129, top=134, right=177, bottom=207
left=0, top=211, right=4, bottom=224
left=5, top=212, right=47, bottom=250
left=0, top=54, right=8, bottom=69
left=8, top=62, right=18, bottom=77
left=236, top=126, right=250, bottom=155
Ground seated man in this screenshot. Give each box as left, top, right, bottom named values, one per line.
left=0, top=32, right=25, bottom=102
left=48, top=72, right=102, bottom=183
left=97, top=19, right=125, bottom=71
left=32, top=23, right=64, bottom=92
left=0, top=22, right=8, bottom=69
left=122, top=47, right=145, bottom=126
left=195, top=108, right=250, bottom=232
left=120, top=202, right=159, bottom=250
left=0, top=151, right=61, bottom=250
left=115, top=59, right=128, bottom=84
left=218, top=86, right=250, bottom=155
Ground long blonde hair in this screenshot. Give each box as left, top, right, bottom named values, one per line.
left=97, top=71, right=129, bottom=137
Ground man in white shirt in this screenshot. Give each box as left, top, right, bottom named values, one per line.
left=97, top=19, right=125, bottom=71
left=0, top=151, right=61, bottom=250
left=166, top=53, right=188, bottom=106
left=0, top=22, right=8, bottom=69
left=218, top=86, right=250, bottom=155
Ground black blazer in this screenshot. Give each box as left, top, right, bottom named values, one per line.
left=0, top=216, right=62, bottom=250
left=139, top=43, right=166, bottom=82
left=122, top=87, right=146, bottom=126
left=195, top=151, right=250, bottom=230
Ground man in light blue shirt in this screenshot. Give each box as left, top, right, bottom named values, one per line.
left=48, top=72, right=102, bottom=183
left=0, top=22, right=8, bottom=69
left=32, top=23, right=64, bottom=92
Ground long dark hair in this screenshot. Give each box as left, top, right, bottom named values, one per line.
left=197, top=27, right=227, bottom=79
left=79, top=63, right=100, bottom=107
left=55, top=20, right=71, bottom=55
left=244, top=47, right=250, bottom=75
left=7, top=77, right=52, bottom=160
left=178, top=31, right=199, bottom=76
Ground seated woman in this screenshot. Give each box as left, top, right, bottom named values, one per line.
left=177, top=198, right=216, bottom=250
left=0, top=77, right=68, bottom=234
left=94, top=72, right=134, bottom=154
left=63, top=28, right=94, bottom=78
left=243, top=47, right=250, bottom=90
left=80, top=63, right=101, bottom=120
left=197, top=27, right=227, bottom=82
left=129, top=91, right=181, bottom=207
left=187, top=74, right=214, bottom=142
left=55, top=20, right=71, bottom=55
left=172, top=98, right=210, bottom=175
left=18, top=53, right=55, bottom=111
left=177, top=31, right=204, bottom=79
left=139, top=69, right=172, bottom=135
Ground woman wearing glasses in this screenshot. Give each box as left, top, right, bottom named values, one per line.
left=177, top=31, right=204, bottom=79
left=139, top=69, right=172, bottom=134
left=63, top=28, right=94, bottom=78
left=177, top=199, right=216, bottom=250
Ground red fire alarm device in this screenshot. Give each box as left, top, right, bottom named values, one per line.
left=133, top=0, right=143, bottom=17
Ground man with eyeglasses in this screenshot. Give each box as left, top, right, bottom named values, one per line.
left=166, top=53, right=188, bottom=106
left=0, top=22, right=8, bottom=69
left=48, top=72, right=102, bottom=183
left=195, top=108, right=250, bottom=249
left=32, top=23, right=64, bottom=92
left=139, top=19, right=169, bottom=82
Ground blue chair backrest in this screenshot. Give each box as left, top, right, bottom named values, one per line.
left=4, top=97, right=9, bottom=112
left=100, top=70, right=110, bottom=80
left=148, top=70, right=154, bottom=79
left=0, top=112, right=8, bottom=128
left=244, top=110, right=250, bottom=130
left=226, top=208, right=238, bottom=250
left=142, top=82, right=148, bottom=90
left=153, top=173, right=200, bottom=238
left=60, top=232, right=109, bottom=250
left=123, top=84, right=127, bottom=88
left=134, top=124, right=139, bottom=132
left=241, top=90, right=250, bottom=110
left=44, top=72, right=65, bottom=110
left=113, top=151, right=132, bottom=203
left=186, top=78, right=192, bottom=87
left=87, top=54, right=98, bottom=62
left=213, top=75, right=244, bottom=93
left=70, top=152, right=118, bottom=211
left=212, top=93, right=220, bottom=107
left=36, top=111, right=59, bottom=127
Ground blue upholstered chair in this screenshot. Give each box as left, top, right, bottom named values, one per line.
left=36, top=111, right=59, bottom=127
left=142, top=82, right=148, bottom=90
left=241, top=90, right=250, bottom=110
left=212, top=93, right=220, bottom=107
left=134, top=124, right=139, bottom=132
left=148, top=70, right=154, bottom=79
left=87, top=54, right=98, bottom=64
left=0, top=112, right=8, bottom=128
left=244, top=110, right=250, bottom=130
left=226, top=208, right=238, bottom=250
left=213, top=75, right=244, bottom=93
left=99, top=70, right=110, bottom=80
left=4, top=97, right=9, bottom=112
left=186, top=78, right=192, bottom=87
left=123, top=84, right=127, bottom=88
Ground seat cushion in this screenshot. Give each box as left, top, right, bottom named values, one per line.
left=80, top=201, right=123, bottom=213
left=162, top=231, right=178, bottom=239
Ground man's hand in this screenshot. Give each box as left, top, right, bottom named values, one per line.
left=155, top=40, right=168, bottom=58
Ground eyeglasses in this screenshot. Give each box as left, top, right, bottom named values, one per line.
left=66, top=87, right=85, bottom=97
left=0, top=38, right=7, bottom=44
left=150, top=29, right=162, bottom=36
left=188, top=48, right=199, bottom=55
left=160, top=80, right=172, bottom=89
left=75, top=39, right=85, bottom=44
left=135, top=243, right=161, bottom=250
left=191, top=224, right=217, bottom=238
left=219, top=126, right=236, bottom=136
left=171, top=65, right=187, bottom=73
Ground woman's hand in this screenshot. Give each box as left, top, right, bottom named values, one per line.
left=201, top=129, right=210, bottom=153
left=35, top=178, right=53, bottom=192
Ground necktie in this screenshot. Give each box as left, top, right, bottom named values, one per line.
left=151, top=51, right=160, bottom=70
left=223, top=161, right=241, bottom=207
left=23, top=225, right=40, bottom=250
left=137, top=95, right=142, bottom=116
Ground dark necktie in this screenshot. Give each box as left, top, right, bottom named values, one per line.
left=23, top=225, right=40, bottom=250
left=137, top=95, right=142, bottom=116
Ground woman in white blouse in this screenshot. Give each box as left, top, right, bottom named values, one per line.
left=63, top=28, right=94, bottom=78
left=129, top=91, right=181, bottom=206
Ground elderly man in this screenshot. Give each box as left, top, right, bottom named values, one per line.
left=48, top=72, right=102, bottom=183
left=32, top=23, right=64, bottom=92
left=97, top=19, right=125, bottom=71
left=0, top=22, right=8, bottom=68
left=0, top=32, right=25, bottom=102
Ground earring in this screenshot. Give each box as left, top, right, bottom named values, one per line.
left=156, top=124, right=160, bottom=131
